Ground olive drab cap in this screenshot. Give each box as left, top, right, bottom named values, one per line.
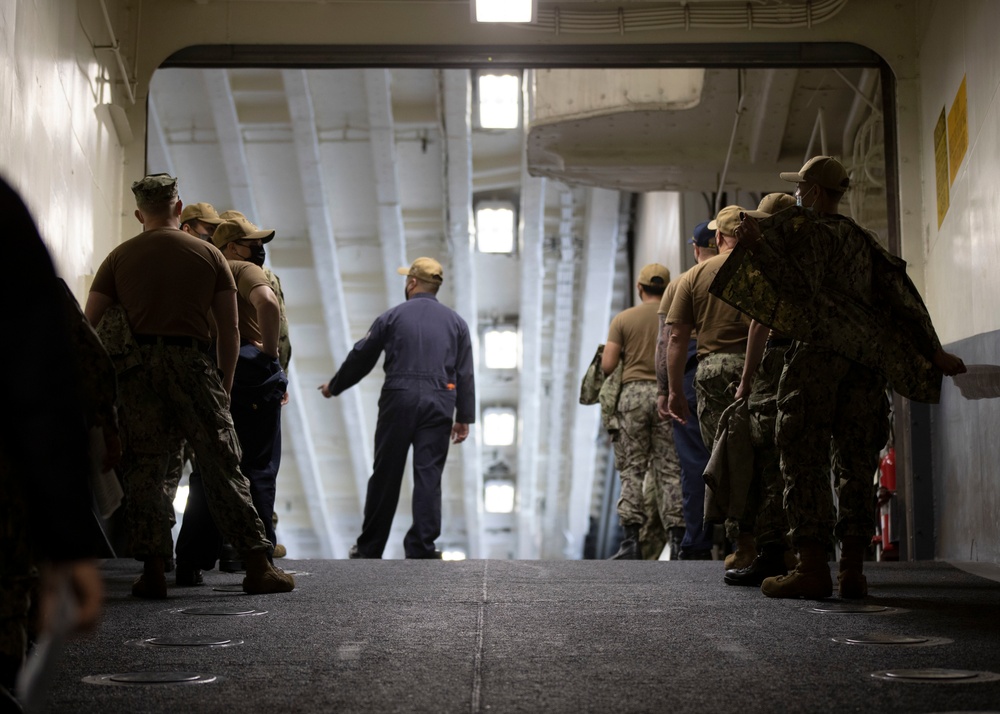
left=638, top=263, right=670, bottom=288
left=131, top=173, right=177, bottom=204
left=708, top=205, right=744, bottom=237
left=212, top=217, right=276, bottom=249
left=219, top=209, right=246, bottom=221
left=180, top=202, right=225, bottom=225
left=779, top=155, right=850, bottom=192
left=397, top=257, right=444, bottom=285
left=743, top=192, right=796, bottom=219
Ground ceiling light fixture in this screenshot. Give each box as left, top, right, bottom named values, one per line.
left=472, top=0, right=536, bottom=23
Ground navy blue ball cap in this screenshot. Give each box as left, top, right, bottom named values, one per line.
left=689, top=220, right=716, bottom=248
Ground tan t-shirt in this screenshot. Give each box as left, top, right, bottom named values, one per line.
left=607, top=301, right=659, bottom=383
left=91, top=228, right=235, bottom=341
left=229, top=260, right=273, bottom=343
left=666, top=251, right=749, bottom=357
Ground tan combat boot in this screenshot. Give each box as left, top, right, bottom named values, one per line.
left=761, top=539, right=832, bottom=599
left=724, top=532, right=757, bottom=570
left=837, top=535, right=869, bottom=598
left=243, top=549, right=295, bottom=594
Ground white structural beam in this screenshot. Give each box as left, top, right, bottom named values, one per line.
left=364, top=69, right=409, bottom=308
left=145, top=94, right=175, bottom=177
left=541, top=189, right=576, bottom=559
left=283, top=371, right=342, bottom=558
left=515, top=70, right=547, bottom=559
left=746, top=69, right=798, bottom=167
left=202, top=69, right=257, bottom=221
left=441, top=69, right=484, bottom=558
left=282, top=69, right=373, bottom=519
left=201, top=68, right=339, bottom=558
left=566, top=188, right=620, bottom=558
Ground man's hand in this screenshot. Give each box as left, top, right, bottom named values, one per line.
left=932, top=349, right=967, bottom=376
left=734, top=214, right=761, bottom=250
left=734, top=377, right=751, bottom=401
left=281, top=391, right=290, bottom=406
left=656, top=394, right=671, bottom=421
left=318, top=383, right=333, bottom=398
left=666, top=390, right=690, bottom=425
left=451, top=423, right=469, bottom=444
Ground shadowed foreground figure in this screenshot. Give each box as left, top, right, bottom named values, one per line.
left=320, top=257, right=475, bottom=559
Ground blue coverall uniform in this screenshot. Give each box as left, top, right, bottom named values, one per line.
left=329, top=292, right=475, bottom=558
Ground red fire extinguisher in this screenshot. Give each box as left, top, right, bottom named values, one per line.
left=877, top=447, right=897, bottom=559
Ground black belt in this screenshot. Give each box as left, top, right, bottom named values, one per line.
left=134, top=334, right=211, bottom=352
left=765, top=337, right=793, bottom=348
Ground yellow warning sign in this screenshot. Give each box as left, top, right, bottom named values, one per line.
left=947, top=76, right=968, bottom=184
left=934, top=107, right=949, bottom=228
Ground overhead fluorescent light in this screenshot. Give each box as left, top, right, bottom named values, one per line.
left=473, top=0, right=536, bottom=23
left=478, top=74, right=520, bottom=129
left=484, top=328, right=518, bottom=369
left=483, top=407, right=517, bottom=446
left=476, top=202, right=515, bottom=253
left=484, top=480, right=516, bottom=513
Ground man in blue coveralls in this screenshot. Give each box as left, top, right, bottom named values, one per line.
left=320, top=257, right=475, bottom=559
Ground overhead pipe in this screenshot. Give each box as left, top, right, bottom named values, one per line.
left=94, top=0, right=136, bottom=105
left=715, top=70, right=746, bottom=214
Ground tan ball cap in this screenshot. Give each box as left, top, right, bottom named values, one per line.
left=212, top=217, right=276, bottom=249
left=708, top=205, right=744, bottom=237
left=744, top=192, right=797, bottom=219
left=779, top=155, right=850, bottom=192
left=397, top=257, right=444, bottom=285
left=180, top=202, right=225, bottom=225
left=637, top=263, right=670, bottom=288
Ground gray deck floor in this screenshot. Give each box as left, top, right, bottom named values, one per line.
left=39, top=558, right=1000, bottom=713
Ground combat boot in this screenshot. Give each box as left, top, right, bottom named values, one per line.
left=838, top=535, right=869, bottom=598
left=242, top=550, right=295, bottom=594
left=132, top=556, right=168, bottom=599
left=761, top=539, right=832, bottom=599
left=609, top=525, right=642, bottom=560
left=724, top=544, right=789, bottom=586
left=723, top=532, right=757, bottom=570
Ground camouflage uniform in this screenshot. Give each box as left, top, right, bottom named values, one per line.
left=743, top=342, right=792, bottom=547
left=694, top=351, right=744, bottom=453
left=710, top=207, right=943, bottom=548
left=117, top=343, right=270, bottom=559
left=614, top=380, right=682, bottom=530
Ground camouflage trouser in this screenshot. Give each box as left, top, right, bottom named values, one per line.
left=775, top=343, right=890, bottom=548
left=694, top=352, right=745, bottom=451
left=743, top=344, right=791, bottom=549
left=118, top=344, right=269, bottom=560
left=694, top=352, right=745, bottom=541
left=0, top=456, right=37, bottom=685
left=613, top=380, right=682, bottom=530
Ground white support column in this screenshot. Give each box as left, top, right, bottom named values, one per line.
left=516, top=69, right=547, bottom=559
left=441, top=69, right=484, bottom=558
left=202, top=69, right=257, bottom=220
left=282, top=69, right=373, bottom=513
left=541, top=189, right=576, bottom=559
left=363, top=69, right=409, bottom=308
left=566, top=188, right=620, bottom=558
left=145, top=94, right=175, bottom=177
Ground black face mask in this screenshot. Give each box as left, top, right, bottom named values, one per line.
left=247, top=245, right=266, bottom=266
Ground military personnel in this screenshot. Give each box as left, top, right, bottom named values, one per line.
left=718, top=156, right=966, bottom=598
left=603, top=264, right=683, bottom=560
left=320, top=257, right=475, bottom=559
left=720, top=193, right=800, bottom=587
left=84, top=174, right=294, bottom=598
left=664, top=205, right=752, bottom=568
left=655, top=221, right=718, bottom=560
left=175, top=218, right=288, bottom=584
left=219, top=209, right=292, bottom=560
left=180, top=201, right=226, bottom=241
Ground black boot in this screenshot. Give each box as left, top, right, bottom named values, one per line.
left=724, top=544, right=789, bottom=586
left=667, top=527, right=685, bottom=560
left=609, top=525, right=642, bottom=560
